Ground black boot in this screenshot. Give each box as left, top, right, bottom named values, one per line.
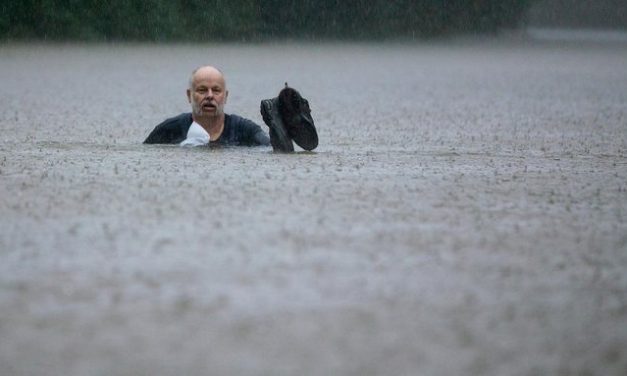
left=278, top=84, right=318, bottom=151
left=260, top=97, right=294, bottom=152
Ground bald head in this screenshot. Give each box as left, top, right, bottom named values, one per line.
left=189, top=66, right=226, bottom=90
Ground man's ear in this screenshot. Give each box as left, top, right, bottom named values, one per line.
left=186, top=89, right=192, bottom=103
left=225, top=90, right=229, bottom=104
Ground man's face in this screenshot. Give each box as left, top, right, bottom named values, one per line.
left=187, top=67, right=228, bottom=118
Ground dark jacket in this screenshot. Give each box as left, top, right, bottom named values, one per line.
left=144, top=113, right=270, bottom=146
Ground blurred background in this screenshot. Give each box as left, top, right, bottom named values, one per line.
left=1, top=0, right=625, bottom=42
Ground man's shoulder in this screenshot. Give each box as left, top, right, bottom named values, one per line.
left=144, top=113, right=193, bottom=144
left=160, top=113, right=193, bottom=127
left=222, top=113, right=269, bottom=146
left=226, top=113, right=258, bottom=127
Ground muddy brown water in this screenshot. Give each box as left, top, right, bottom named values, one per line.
left=1, top=35, right=626, bottom=375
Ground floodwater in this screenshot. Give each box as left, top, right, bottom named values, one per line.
left=1, top=33, right=626, bottom=375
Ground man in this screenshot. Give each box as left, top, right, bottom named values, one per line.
left=144, top=65, right=318, bottom=152
left=144, top=65, right=270, bottom=147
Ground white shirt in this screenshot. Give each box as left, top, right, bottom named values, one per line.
left=180, top=121, right=209, bottom=147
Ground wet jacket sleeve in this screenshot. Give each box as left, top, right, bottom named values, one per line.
left=239, top=117, right=270, bottom=146
left=252, top=126, right=271, bottom=146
